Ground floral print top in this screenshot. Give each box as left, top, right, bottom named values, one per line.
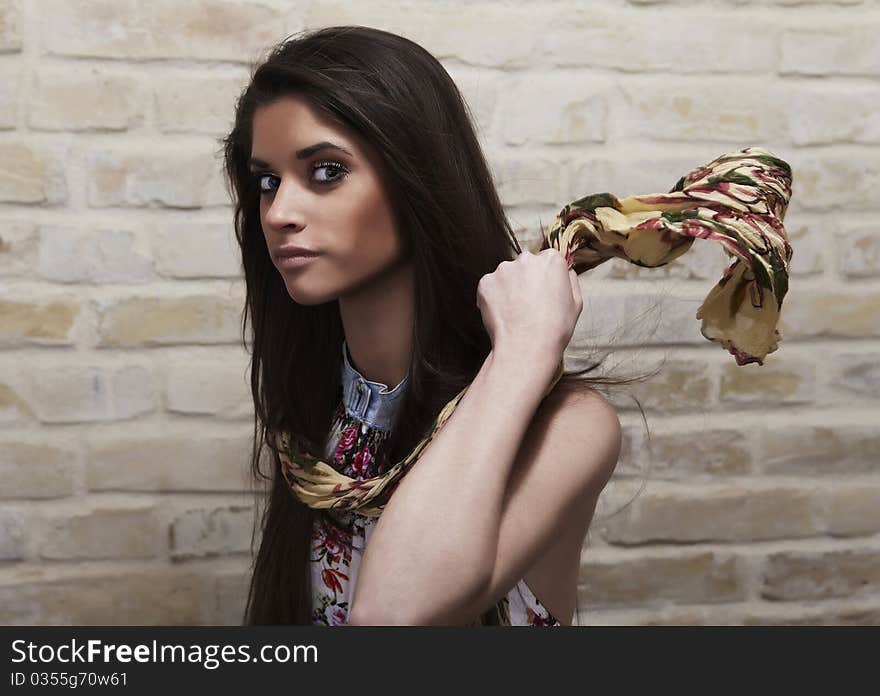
left=310, top=340, right=562, bottom=627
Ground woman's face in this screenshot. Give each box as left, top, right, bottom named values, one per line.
left=249, top=94, right=407, bottom=305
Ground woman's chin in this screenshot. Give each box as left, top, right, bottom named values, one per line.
left=284, top=283, right=336, bottom=307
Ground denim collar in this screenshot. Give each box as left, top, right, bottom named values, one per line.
left=340, top=339, right=408, bottom=432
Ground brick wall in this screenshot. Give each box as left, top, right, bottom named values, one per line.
left=0, top=0, right=877, bottom=625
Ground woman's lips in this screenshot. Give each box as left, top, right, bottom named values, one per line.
left=276, top=252, right=320, bottom=270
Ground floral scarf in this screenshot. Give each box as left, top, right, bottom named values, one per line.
left=539, top=146, right=792, bottom=367
left=275, top=145, right=794, bottom=625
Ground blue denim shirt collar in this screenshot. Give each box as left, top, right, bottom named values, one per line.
left=340, top=339, right=408, bottom=431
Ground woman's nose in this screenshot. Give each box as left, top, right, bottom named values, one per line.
left=264, top=178, right=307, bottom=229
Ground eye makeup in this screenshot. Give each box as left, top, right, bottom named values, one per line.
left=248, top=160, right=351, bottom=195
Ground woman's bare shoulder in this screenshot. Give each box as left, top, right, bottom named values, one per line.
left=530, top=383, right=622, bottom=486
left=540, top=381, right=619, bottom=425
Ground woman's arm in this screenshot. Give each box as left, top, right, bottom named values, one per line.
left=346, top=346, right=560, bottom=625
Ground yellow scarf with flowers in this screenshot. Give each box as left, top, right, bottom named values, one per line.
left=275, top=145, right=793, bottom=624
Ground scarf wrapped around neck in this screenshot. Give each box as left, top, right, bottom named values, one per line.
left=275, top=145, right=793, bottom=624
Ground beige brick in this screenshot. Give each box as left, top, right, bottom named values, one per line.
left=0, top=440, right=76, bottom=499
left=778, top=290, right=880, bottom=339
left=614, top=80, right=787, bottom=143
left=791, top=153, right=880, bottom=211
left=572, top=288, right=715, bottom=359
left=86, top=432, right=251, bottom=492
left=44, top=0, right=282, bottom=63
left=16, top=365, right=109, bottom=424
left=579, top=551, right=749, bottom=607
left=598, top=485, right=824, bottom=544
left=0, top=220, right=37, bottom=277
left=784, top=213, right=826, bottom=277
left=28, top=68, right=146, bottom=131
left=152, top=222, right=241, bottom=279
left=613, top=423, right=643, bottom=479
left=757, top=424, right=880, bottom=476
left=0, top=65, right=19, bottom=127
left=0, top=298, right=79, bottom=345
left=37, top=226, right=154, bottom=284
left=762, top=0, right=863, bottom=4
left=39, top=505, right=162, bottom=560
left=306, top=1, right=538, bottom=69
left=744, top=603, right=880, bottom=626
left=593, top=478, right=642, bottom=524
left=828, top=485, right=880, bottom=538
left=786, top=83, right=880, bottom=145
left=496, top=72, right=608, bottom=146
left=95, top=295, right=242, bottom=347
left=585, top=599, right=880, bottom=626
left=824, top=604, right=880, bottom=625
left=629, top=608, right=726, bottom=626
left=827, top=352, right=880, bottom=401
left=540, top=6, right=774, bottom=74
left=719, top=356, right=815, bottom=406
left=0, top=0, right=21, bottom=52
left=164, top=354, right=252, bottom=418
left=606, top=359, right=712, bottom=414
left=155, top=70, right=250, bottom=135
left=0, top=569, right=210, bottom=624
left=0, top=508, right=25, bottom=559
left=86, top=146, right=230, bottom=209
left=111, top=364, right=156, bottom=419
left=442, top=64, right=500, bottom=142
left=169, top=505, right=253, bottom=560
left=582, top=606, right=724, bottom=626
left=761, top=547, right=880, bottom=601
left=211, top=568, right=250, bottom=625
left=0, top=142, right=69, bottom=204
left=567, top=152, right=705, bottom=205
left=781, top=25, right=880, bottom=76
left=615, top=426, right=752, bottom=480
left=491, top=152, right=571, bottom=206
left=838, top=225, right=880, bottom=278
left=0, top=381, right=33, bottom=422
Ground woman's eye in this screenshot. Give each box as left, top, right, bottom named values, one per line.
left=311, top=160, right=349, bottom=185
left=251, top=161, right=349, bottom=196
left=255, top=173, right=277, bottom=194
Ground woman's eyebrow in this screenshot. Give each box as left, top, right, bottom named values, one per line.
left=248, top=141, right=354, bottom=168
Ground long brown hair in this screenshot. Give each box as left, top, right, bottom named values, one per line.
left=219, top=25, right=658, bottom=625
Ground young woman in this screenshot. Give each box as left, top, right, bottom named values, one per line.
left=221, top=25, right=636, bottom=626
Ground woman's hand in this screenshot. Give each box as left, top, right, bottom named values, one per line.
left=476, top=248, right=583, bottom=363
